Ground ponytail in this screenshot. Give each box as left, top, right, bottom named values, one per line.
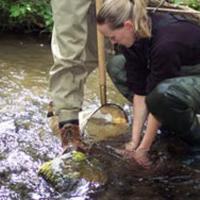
left=133, top=0, right=151, bottom=38
left=97, top=0, right=151, bottom=39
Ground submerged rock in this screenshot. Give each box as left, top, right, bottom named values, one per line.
left=38, top=150, right=107, bottom=192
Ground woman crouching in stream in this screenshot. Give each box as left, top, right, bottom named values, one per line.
left=96, top=0, right=200, bottom=169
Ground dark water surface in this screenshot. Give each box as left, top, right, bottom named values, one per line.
left=0, top=34, right=200, bottom=200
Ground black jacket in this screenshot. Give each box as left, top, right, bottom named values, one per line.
left=121, top=13, right=200, bottom=95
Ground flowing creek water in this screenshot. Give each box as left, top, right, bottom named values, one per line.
left=0, top=34, right=200, bottom=200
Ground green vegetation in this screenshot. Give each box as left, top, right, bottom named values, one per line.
left=171, top=0, right=200, bottom=10
left=0, top=0, right=199, bottom=33
left=0, top=0, right=52, bottom=33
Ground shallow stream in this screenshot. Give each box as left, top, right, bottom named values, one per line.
left=0, top=34, right=200, bottom=200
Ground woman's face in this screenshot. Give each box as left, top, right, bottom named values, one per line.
left=98, top=20, right=136, bottom=48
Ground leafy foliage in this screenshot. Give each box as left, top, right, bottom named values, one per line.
left=0, top=0, right=52, bottom=33
left=0, top=0, right=199, bottom=33
left=171, top=0, right=200, bottom=10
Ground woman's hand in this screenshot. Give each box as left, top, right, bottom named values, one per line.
left=132, top=114, right=160, bottom=169
left=125, top=140, right=139, bottom=151
left=133, top=148, right=152, bottom=169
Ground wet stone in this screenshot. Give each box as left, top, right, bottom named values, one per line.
left=38, top=150, right=107, bottom=192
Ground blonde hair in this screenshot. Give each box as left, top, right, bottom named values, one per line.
left=97, top=0, right=151, bottom=39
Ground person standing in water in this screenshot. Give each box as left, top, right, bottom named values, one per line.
left=48, top=0, right=97, bottom=152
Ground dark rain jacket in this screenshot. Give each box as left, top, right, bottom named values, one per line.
left=121, top=13, right=200, bottom=95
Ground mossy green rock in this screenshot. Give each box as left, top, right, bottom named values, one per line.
left=38, top=150, right=107, bottom=191
left=72, top=151, right=87, bottom=162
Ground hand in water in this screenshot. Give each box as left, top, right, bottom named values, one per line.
left=115, top=144, right=153, bottom=169
left=133, top=148, right=152, bottom=169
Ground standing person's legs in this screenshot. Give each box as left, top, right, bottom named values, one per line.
left=146, top=76, right=200, bottom=146
left=49, top=0, right=97, bottom=149
left=49, top=0, right=96, bottom=125
left=85, top=1, right=98, bottom=74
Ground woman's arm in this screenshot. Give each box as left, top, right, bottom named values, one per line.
left=125, top=94, right=148, bottom=150
left=133, top=113, right=161, bottom=168
left=137, top=113, right=161, bottom=151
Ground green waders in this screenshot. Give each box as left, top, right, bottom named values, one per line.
left=107, top=54, right=133, bottom=102
left=146, top=75, right=200, bottom=146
